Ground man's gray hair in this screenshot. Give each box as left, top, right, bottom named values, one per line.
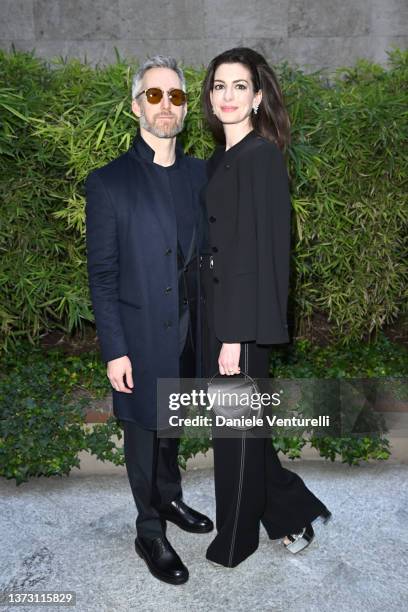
left=131, top=55, right=186, bottom=99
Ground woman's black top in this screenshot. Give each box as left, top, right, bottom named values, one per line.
left=203, top=129, right=291, bottom=345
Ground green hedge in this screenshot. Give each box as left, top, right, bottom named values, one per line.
left=3, top=334, right=406, bottom=484
left=0, top=48, right=407, bottom=350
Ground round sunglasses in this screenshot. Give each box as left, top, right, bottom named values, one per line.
left=135, top=87, right=187, bottom=106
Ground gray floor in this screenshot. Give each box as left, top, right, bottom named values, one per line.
left=1, top=461, right=408, bottom=612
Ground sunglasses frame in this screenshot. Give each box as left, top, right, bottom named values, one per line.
left=135, top=87, right=187, bottom=106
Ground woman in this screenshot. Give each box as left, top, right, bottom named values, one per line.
left=200, top=47, right=331, bottom=568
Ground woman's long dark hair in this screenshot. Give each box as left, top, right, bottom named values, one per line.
left=202, top=47, right=290, bottom=151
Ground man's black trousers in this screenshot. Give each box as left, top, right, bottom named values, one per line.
left=120, top=335, right=195, bottom=540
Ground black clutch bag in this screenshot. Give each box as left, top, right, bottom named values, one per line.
left=207, top=371, right=263, bottom=430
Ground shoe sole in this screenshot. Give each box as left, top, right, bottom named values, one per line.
left=160, top=516, right=214, bottom=534
left=284, top=534, right=314, bottom=554
left=134, top=540, right=189, bottom=585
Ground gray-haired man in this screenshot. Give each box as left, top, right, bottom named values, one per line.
left=85, top=56, right=213, bottom=586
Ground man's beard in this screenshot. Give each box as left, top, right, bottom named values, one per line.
left=139, top=111, right=185, bottom=138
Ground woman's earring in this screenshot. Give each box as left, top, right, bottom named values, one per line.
left=252, top=104, right=259, bottom=115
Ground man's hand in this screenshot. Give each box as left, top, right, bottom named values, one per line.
left=107, top=355, right=134, bottom=393
left=218, top=343, right=241, bottom=376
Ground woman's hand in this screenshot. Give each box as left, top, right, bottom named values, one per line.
left=218, top=343, right=241, bottom=375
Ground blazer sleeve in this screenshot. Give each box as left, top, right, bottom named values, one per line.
left=251, top=143, right=291, bottom=344
left=85, top=171, right=128, bottom=362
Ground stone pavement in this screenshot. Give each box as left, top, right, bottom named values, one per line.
left=1, top=458, right=408, bottom=612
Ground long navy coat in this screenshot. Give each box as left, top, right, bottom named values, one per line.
left=85, top=132, right=206, bottom=429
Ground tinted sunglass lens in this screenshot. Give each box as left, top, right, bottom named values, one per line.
left=169, top=89, right=186, bottom=106
left=146, top=88, right=163, bottom=104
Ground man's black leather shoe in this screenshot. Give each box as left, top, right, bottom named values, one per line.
left=159, top=499, right=214, bottom=533
left=135, top=535, right=189, bottom=585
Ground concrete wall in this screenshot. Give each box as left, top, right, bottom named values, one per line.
left=1, top=0, right=407, bottom=71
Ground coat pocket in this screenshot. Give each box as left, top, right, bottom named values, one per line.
left=118, top=298, right=143, bottom=309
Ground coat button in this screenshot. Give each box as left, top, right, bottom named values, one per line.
left=164, top=320, right=173, bottom=329
left=212, top=246, right=218, bottom=253
left=213, top=276, right=219, bottom=284
left=225, top=164, right=231, bottom=169
left=183, top=298, right=188, bottom=305
left=165, top=248, right=172, bottom=255
left=209, top=215, right=216, bottom=223
left=165, top=286, right=172, bottom=294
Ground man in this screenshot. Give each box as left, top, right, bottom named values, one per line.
left=85, top=56, right=213, bottom=586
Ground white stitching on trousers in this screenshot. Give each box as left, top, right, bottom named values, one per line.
left=227, top=342, right=248, bottom=566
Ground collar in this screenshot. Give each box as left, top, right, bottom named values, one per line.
left=224, top=129, right=258, bottom=159
left=130, top=129, right=185, bottom=165
left=209, top=130, right=259, bottom=173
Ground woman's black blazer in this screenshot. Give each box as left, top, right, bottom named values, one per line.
left=204, top=130, right=291, bottom=345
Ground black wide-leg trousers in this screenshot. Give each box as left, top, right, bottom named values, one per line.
left=121, top=333, right=196, bottom=541
left=204, top=336, right=328, bottom=568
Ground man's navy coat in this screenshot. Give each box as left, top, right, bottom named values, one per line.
left=85, top=133, right=206, bottom=429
